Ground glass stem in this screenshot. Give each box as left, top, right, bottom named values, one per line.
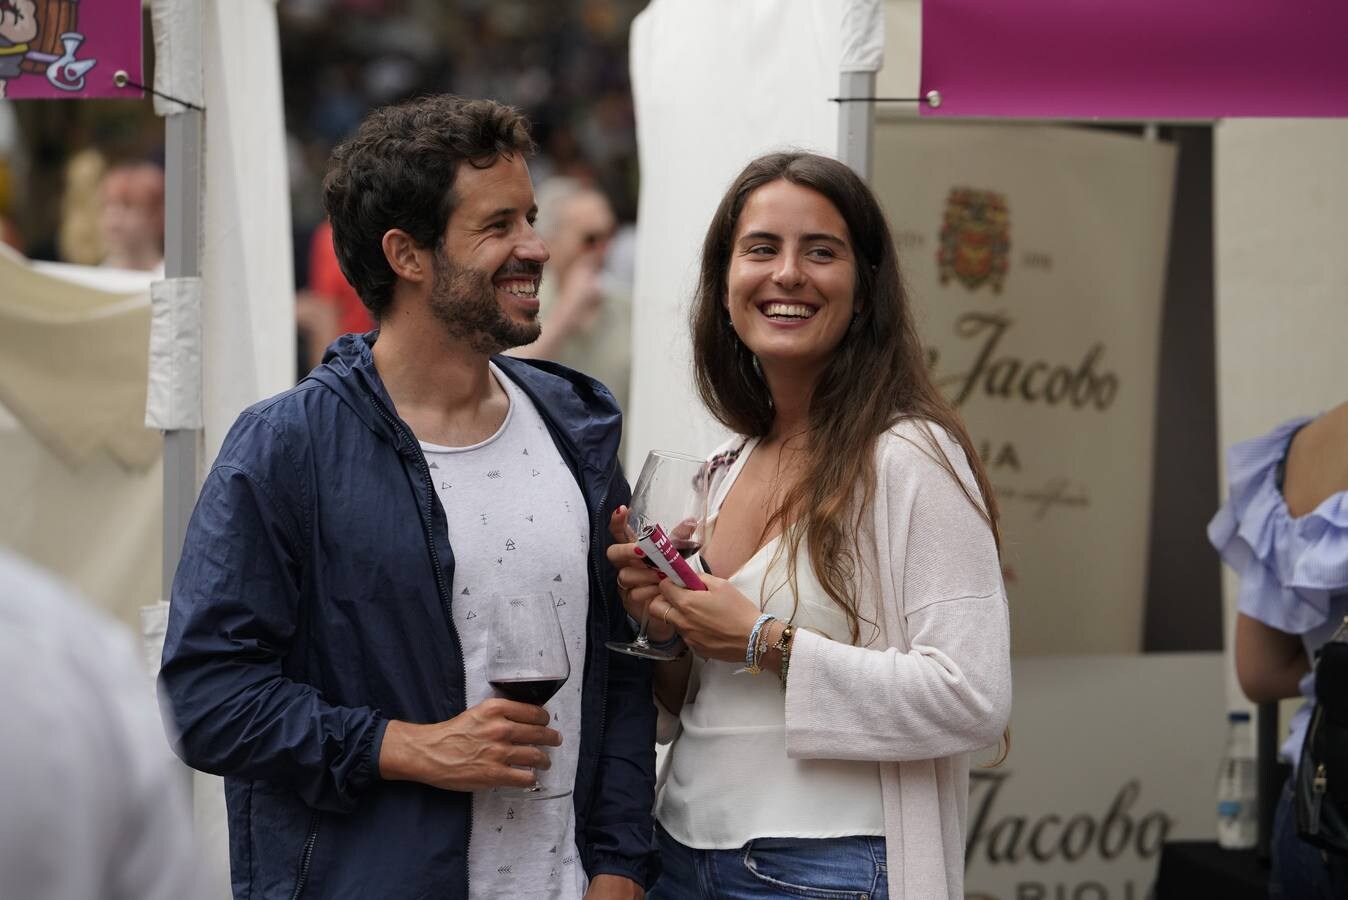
left=634, top=602, right=654, bottom=647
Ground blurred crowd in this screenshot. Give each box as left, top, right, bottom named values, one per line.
left=282, top=0, right=643, bottom=379
left=1, top=0, right=645, bottom=384
left=283, top=0, right=641, bottom=225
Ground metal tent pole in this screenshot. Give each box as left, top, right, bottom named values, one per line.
left=837, top=71, right=877, bottom=182
left=162, top=109, right=203, bottom=601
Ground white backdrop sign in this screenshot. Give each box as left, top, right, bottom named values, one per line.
left=872, top=124, right=1176, bottom=656
left=966, top=654, right=1226, bottom=899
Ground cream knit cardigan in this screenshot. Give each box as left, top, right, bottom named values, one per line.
left=664, top=420, right=1012, bottom=899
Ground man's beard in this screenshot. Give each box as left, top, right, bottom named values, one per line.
left=427, top=250, right=541, bottom=355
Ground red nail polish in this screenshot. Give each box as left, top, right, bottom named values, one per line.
left=633, top=547, right=645, bottom=557
left=656, top=572, right=667, bottom=580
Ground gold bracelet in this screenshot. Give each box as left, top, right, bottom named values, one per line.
left=775, top=623, right=796, bottom=690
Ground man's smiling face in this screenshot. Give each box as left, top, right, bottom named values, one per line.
left=427, top=153, right=550, bottom=354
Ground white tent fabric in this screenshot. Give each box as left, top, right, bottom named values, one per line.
left=146, top=277, right=202, bottom=430
left=0, top=249, right=162, bottom=630
left=145, top=0, right=294, bottom=470
left=148, top=2, right=294, bottom=895
left=626, top=0, right=844, bottom=470
left=199, top=0, right=295, bottom=467
left=841, top=0, right=885, bottom=72
left=150, top=0, right=204, bottom=115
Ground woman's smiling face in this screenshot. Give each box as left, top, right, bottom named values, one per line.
left=725, top=179, right=857, bottom=382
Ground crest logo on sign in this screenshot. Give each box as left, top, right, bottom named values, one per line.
left=938, top=187, right=1010, bottom=293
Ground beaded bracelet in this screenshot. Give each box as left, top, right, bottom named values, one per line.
left=775, top=623, right=796, bottom=690
left=753, top=622, right=774, bottom=672
left=744, top=613, right=775, bottom=674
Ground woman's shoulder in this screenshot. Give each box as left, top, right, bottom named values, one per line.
left=1285, top=401, right=1348, bottom=517
left=877, top=418, right=972, bottom=480
left=1208, top=412, right=1348, bottom=634
left=704, top=433, right=752, bottom=466
left=699, top=433, right=754, bottom=504
left=877, top=417, right=996, bottom=517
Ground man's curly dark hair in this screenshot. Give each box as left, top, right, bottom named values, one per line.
left=321, top=94, right=536, bottom=320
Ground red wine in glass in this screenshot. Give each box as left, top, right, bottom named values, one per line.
left=487, top=592, right=571, bottom=800
left=671, top=539, right=702, bottom=559
left=488, top=677, right=567, bottom=707
left=607, top=450, right=710, bottom=661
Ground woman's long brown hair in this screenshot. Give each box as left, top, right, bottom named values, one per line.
left=691, top=151, right=1007, bottom=761
left=695, top=152, right=1002, bottom=625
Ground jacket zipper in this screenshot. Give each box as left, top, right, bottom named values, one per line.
left=288, top=812, right=321, bottom=900
left=583, top=457, right=617, bottom=828
left=366, top=391, right=471, bottom=895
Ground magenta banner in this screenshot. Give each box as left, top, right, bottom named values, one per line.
left=921, top=0, right=1348, bottom=119
left=1, top=0, right=143, bottom=100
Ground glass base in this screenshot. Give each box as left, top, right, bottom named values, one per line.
left=522, top=785, right=571, bottom=802
left=497, top=782, right=572, bottom=801
left=605, top=638, right=682, bottom=661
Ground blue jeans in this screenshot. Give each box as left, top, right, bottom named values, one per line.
left=649, top=824, right=888, bottom=899
left=1270, top=778, right=1348, bottom=899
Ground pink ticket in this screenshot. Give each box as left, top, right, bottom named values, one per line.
left=635, top=523, right=707, bottom=591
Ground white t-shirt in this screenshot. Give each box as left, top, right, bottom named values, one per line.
left=420, top=364, right=591, bottom=899
left=656, top=438, right=886, bottom=848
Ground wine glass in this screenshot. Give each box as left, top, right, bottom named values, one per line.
left=606, top=449, right=709, bottom=661
left=486, top=591, right=571, bottom=800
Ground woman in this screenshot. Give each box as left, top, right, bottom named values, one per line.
left=1212, top=400, right=1348, bottom=898
left=607, top=152, right=1012, bottom=899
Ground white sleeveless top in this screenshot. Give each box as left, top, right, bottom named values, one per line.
left=655, top=438, right=886, bottom=849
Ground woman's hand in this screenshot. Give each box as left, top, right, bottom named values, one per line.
left=656, top=575, right=762, bottom=664
left=606, top=506, right=678, bottom=644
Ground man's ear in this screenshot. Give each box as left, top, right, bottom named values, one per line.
left=382, top=229, right=432, bottom=284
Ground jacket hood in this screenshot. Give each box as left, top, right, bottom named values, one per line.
left=307, top=331, right=623, bottom=470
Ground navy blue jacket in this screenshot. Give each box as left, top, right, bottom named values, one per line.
left=159, top=334, right=656, bottom=898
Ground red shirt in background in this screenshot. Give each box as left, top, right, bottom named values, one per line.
left=308, top=221, right=374, bottom=336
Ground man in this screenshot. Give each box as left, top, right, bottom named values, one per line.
left=510, top=177, right=629, bottom=415
left=160, top=95, right=655, bottom=899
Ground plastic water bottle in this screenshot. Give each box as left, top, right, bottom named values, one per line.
left=1216, top=710, right=1257, bottom=850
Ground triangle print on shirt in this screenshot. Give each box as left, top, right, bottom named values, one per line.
left=418, top=363, right=591, bottom=900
